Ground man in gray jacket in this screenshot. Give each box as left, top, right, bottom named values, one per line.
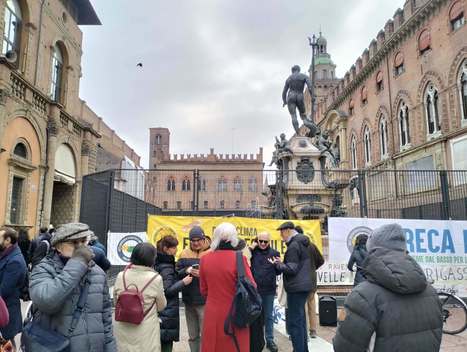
left=29, top=223, right=117, bottom=352
left=333, top=223, right=443, bottom=352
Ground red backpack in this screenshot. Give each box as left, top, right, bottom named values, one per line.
left=115, top=264, right=159, bottom=325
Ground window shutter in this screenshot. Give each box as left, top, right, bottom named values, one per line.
left=450, top=1, right=464, bottom=21
left=394, top=52, right=404, bottom=67
left=376, top=71, right=383, bottom=83
left=419, top=29, right=431, bottom=52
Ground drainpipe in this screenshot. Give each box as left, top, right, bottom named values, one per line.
left=385, top=55, right=397, bottom=170
left=33, top=0, right=46, bottom=86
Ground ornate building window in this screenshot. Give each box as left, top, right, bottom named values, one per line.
left=251, top=200, right=257, bottom=209
left=220, top=200, right=225, bottom=209
left=235, top=200, right=240, bottom=209
left=10, top=176, right=24, bottom=224
left=349, top=99, right=354, bottom=116
left=376, top=71, right=384, bottom=92
left=2, top=0, right=22, bottom=56
left=459, top=60, right=467, bottom=123
left=351, top=135, right=357, bottom=169
left=163, top=201, right=168, bottom=210
left=234, top=177, right=242, bottom=192
left=176, top=201, right=182, bottom=210
left=418, top=29, right=431, bottom=55
left=399, top=101, right=411, bottom=147
left=394, top=52, right=405, bottom=76
left=361, top=86, right=368, bottom=105
left=203, top=200, right=208, bottom=209
left=450, top=1, right=465, bottom=31
left=248, top=177, right=257, bottom=192
left=50, top=44, right=64, bottom=102
left=199, top=178, right=207, bottom=192
left=13, top=142, right=28, bottom=159
left=182, top=178, right=191, bottom=192
left=217, top=177, right=227, bottom=192
left=379, top=116, right=388, bottom=159
left=363, top=126, right=371, bottom=166
left=425, top=83, right=441, bottom=136
left=155, top=135, right=161, bottom=144
left=167, top=177, right=175, bottom=191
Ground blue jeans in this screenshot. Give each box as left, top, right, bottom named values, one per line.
left=261, top=294, right=275, bottom=343
left=287, top=291, right=310, bottom=352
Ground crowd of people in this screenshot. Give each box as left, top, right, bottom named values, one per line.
left=0, top=220, right=445, bottom=352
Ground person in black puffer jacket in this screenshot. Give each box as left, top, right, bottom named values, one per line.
left=249, top=232, right=280, bottom=352
left=156, top=236, right=193, bottom=352
left=347, top=234, right=368, bottom=286
left=333, top=224, right=443, bottom=352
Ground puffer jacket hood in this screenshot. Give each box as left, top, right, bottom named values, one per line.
left=364, top=247, right=427, bottom=295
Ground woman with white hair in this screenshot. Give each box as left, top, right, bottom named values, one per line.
left=199, top=222, right=256, bottom=352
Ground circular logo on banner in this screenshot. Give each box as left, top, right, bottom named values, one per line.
left=117, top=235, right=144, bottom=263
left=346, top=226, right=373, bottom=253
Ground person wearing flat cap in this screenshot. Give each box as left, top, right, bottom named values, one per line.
left=333, top=223, right=442, bottom=352
left=269, top=221, right=314, bottom=352
left=175, top=226, right=210, bottom=352
left=29, top=223, right=117, bottom=352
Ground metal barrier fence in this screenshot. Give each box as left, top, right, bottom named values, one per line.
left=80, top=168, right=467, bottom=244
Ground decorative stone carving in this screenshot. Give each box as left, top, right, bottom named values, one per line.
left=296, top=158, right=315, bottom=184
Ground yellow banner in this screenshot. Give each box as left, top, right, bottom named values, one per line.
left=147, top=215, right=322, bottom=257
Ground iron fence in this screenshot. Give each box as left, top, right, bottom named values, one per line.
left=80, top=168, right=467, bottom=246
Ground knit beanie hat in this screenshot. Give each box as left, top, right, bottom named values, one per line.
left=367, top=223, right=407, bottom=252
left=189, top=226, right=205, bottom=240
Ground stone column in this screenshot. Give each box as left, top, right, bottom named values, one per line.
left=41, top=107, right=60, bottom=226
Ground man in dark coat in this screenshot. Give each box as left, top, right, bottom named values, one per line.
left=250, top=232, right=280, bottom=352
left=270, top=221, right=313, bottom=352
left=333, top=224, right=443, bottom=352
left=347, top=234, right=368, bottom=286
left=0, top=227, right=27, bottom=345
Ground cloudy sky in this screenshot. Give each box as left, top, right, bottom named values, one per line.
left=80, top=0, right=405, bottom=168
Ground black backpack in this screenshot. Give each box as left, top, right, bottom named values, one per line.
left=224, top=251, right=262, bottom=351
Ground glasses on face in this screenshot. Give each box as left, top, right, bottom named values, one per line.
left=258, top=240, right=269, bottom=244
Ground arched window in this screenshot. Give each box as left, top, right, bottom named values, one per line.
left=394, top=52, right=405, bottom=76
left=399, top=101, right=411, bottom=147
left=376, top=71, right=384, bottom=92
left=235, top=200, right=241, bottom=209
left=459, top=60, right=467, bottom=123
left=2, top=0, right=22, bottom=57
left=182, top=178, right=190, bottom=192
left=248, top=177, right=257, bottom=192
left=379, top=116, right=388, bottom=159
left=351, top=135, right=357, bottom=169
left=450, top=1, right=465, bottom=31
left=418, top=29, right=431, bottom=55
left=425, top=83, right=441, bottom=136
left=361, top=86, right=368, bottom=105
left=155, top=135, right=161, bottom=145
left=50, top=43, right=64, bottom=102
left=363, top=126, right=371, bottom=165
left=13, top=142, right=27, bottom=159
left=167, top=177, right=175, bottom=191
left=234, top=177, right=242, bottom=192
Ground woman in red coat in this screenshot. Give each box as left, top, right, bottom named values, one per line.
left=200, top=222, right=256, bottom=352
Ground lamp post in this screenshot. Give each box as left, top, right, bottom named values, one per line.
left=308, top=34, right=318, bottom=122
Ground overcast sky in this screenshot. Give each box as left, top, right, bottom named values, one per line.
left=80, top=0, right=405, bottom=168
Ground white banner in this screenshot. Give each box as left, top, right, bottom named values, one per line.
left=327, top=218, right=467, bottom=296
left=107, top=232, right=148, bottom=265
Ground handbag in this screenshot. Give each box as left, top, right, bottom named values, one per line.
left=20, top=278, right=90, bottom=352
left=224, top=251, right=262, bottom=352
left=0, top=297, right=9, bottom=328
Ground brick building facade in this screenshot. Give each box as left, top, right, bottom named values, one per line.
left=0, top=0, right=140, bottom=234
left=316, top=0, right=467, bottom=175
left=146, top=127, right=265, bottom=212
